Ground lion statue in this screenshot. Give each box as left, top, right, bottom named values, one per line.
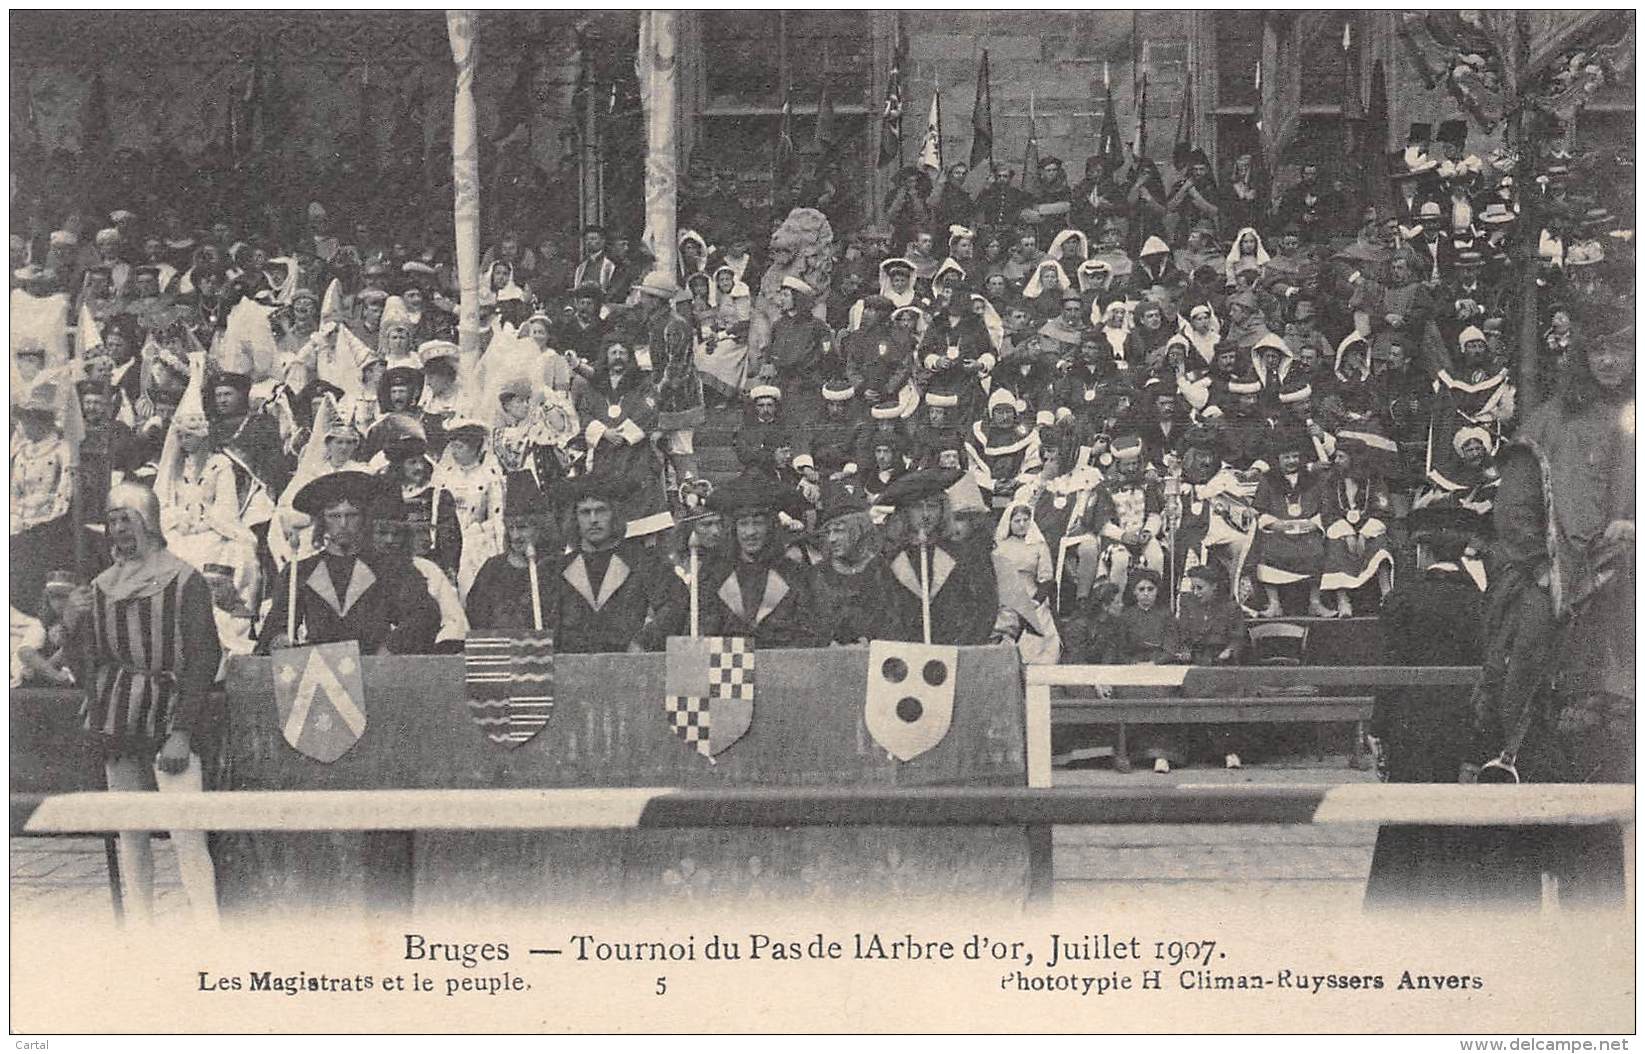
left=748, top=207, right=834, bottom=357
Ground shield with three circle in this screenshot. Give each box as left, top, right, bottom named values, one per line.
left=271, top=641, right=368, bottom=763
left=864, top=640, right=958, bottom=761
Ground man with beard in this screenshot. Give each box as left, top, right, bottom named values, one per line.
left=920, top=278, right=996, bottom=417
left=573, top=342, right=667, bottom=524
left=1028, top=155, right=1074, bottom=246
left=551, top=475, right=684, bottom=653
left=696, top=475, right=821, bottom=647
left=571, top=225, right=616, bottom=293
left=557, top=283, right=612, bottom=371
left=842, top=293, right=914, bottom=412
left=1276, top=163, right=1337, bottom=240
left=255, top=469, right=439, bottom=654
left=1170, top=425, right=1260, bottom=587
left=1471, top=324, right=1634, bottom=789
left=974, top=162, right=1031, bottom=231
left=361, top=365, right=437, bottom=462
left=1164, top=149, right=1219, bottom=241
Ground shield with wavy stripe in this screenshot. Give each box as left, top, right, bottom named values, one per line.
left=464, top=632, right=555, bottom=747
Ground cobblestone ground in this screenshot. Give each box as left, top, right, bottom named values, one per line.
left=10, top=758, right=1375, bottom=919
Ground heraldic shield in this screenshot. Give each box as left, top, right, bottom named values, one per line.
left=271, top=641, right=367, bottom=763
left=464, top=632, right=555, bottom=747
left=664, top=636, right=755, bottom=759
left=864, top=640, right=958, bottom=761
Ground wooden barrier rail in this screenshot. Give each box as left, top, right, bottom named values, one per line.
left=24, top=784, right=1634, bottom=834
left=1024, top=665, right=1483, bottom=787
left=21, top=783, right=1633, bottom=915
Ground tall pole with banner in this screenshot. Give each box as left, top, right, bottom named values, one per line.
left=638, top=10, right=679, bottom=280
left=445, top=10, right=483, bottom=361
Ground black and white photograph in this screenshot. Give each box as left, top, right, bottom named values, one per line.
left=6, top=8, right=1637, bottom=1038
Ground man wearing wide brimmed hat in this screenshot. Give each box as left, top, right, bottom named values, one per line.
left=256, top=469, right=438, bottom=655
left=694, top=474, right=821, bottom=647
left=872, top=467, right=1000, bottom=645
left=550, top=473, right=684, bottom=654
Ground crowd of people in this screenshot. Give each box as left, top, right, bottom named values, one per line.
left=9, top=118, right=1634, bottom=788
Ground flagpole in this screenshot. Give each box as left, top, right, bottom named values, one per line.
left=919, top=537, right=933, bottom=646
left=446, top=11, right=483, bottom=363
left=526, top=541, right=544, bottom=632
left=286, top=529, right=300, bottom=642
left=688, top=536, right=700, bottom=638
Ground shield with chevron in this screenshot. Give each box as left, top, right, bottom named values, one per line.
left=271, top=641, right=368, bottom=763
left=463, top=632, right=556, bottom=747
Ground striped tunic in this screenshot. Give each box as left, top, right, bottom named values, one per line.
left=74, top=555, right=221, bottom=754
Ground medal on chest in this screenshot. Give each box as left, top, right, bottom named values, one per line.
left=1053, top=495, right=1067, bottom=509
left=1083, top=385, right=1097, bottom=403
left=1347, top=509, right=1361, bottom=525
left=1287, top=500, right=1302, bottom=517
left=608, top=404, right=623, bottom=420
left=946, top=345, right=960, bottom=360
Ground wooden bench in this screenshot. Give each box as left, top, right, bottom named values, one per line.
left=1024, top=666, right=1483, bottom=787
left=1050, top=695, right=1377, bottom=772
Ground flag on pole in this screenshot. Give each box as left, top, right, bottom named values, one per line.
left=1097, top=77, right=1125, bottom=177
left=878, top=16, right=908, bottom=167
left=1133, top=71, right=1149, bottom=159
left=497, top=49, right=536, bottom=148
left=969, top=49, right=993, bottom=167
left=1341, top=17, right=1362, bottom=161
left=1173, top=69, right=1194, bottom=171
left=1021, top=89, right=1039, bottom=189
left=445, top=11, right=482, bottom=360
left=774, top=88, right=797, bottom=189
left=814, top=74, right=837, bottom=153
left=917, top=88, right=942, bottom=174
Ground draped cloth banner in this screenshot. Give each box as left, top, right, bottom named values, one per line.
left=638, top=10, right=678, bottom=280
left=445, top=10, right=483, bottom=360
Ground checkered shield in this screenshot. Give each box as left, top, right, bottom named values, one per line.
left=664, top=636, right=755, bottom=759
left=464, top=632, right=556, bottom=747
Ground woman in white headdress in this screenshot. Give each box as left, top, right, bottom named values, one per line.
left=268, top=393, right=371, bottom=573
left=847, top=257, right=920, bottom=331
left=152, top=353, right=260, bottom=609
left=1047, top=228, right=1090, bottom=274
left=697, top=264, right=754, bottom=402
left=432, top=417, right=506, bottom=599
left=1022, top=258, right=1074, bottom=319
left=1223, top=227, right=1271, bottom=284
